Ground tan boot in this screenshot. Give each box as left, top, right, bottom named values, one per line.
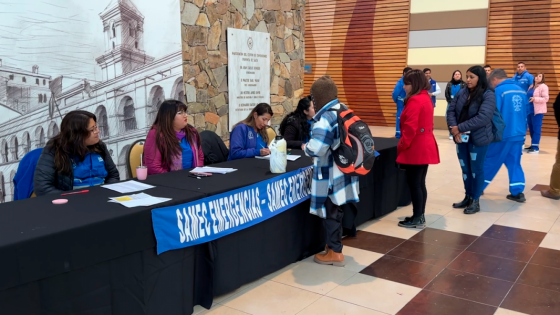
left=541, top=190, right=560, bottom=200
left=314, top=249, right=345, bottom=267
left=320, top=244, right=330, bottom=254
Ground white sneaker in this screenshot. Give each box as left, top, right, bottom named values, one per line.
left=528, top=148, right=540, bottom=154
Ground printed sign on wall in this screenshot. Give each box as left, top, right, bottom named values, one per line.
left=227, top=28, right=271, bottom=131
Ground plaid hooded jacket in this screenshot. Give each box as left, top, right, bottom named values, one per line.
left=304, top=99, right=360, bottom=218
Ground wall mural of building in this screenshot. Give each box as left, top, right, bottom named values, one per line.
left=0, top=0, right=183, bottom=202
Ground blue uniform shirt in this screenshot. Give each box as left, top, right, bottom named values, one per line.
left=494, top=79, right=529, bottom=141
left=512, top=70, right=534, bottom=92
left=73, top=152, right=108, bottom=189
left=392, top=77, right=406, bottom=107
left=179, top=137, right=194, bottom=169
left=429, top=78, right=437, bottom=105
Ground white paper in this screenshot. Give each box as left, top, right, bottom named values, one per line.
left=256, top=155, right=301, bottom=161
left=102, top=180, right=155, bottom=193
left=190, top=167, right=237, bottom=174
left=109, top=193, right=171, bottom=208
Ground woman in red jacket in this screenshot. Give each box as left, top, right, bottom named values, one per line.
left=397, top=70, right=441, bottom=228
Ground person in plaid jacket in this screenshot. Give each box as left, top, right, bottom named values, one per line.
left=302, top=76, right=360, bottom=267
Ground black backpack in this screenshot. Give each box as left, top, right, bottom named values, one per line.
left=329, top=104, right=377, bottom=176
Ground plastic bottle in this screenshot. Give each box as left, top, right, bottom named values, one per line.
left=269, top=135, right=287, bottom=173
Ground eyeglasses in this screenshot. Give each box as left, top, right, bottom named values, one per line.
left=177, top=110, right=188, bottom=116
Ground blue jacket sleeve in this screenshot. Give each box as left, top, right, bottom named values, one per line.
left=458, top=91, right=496, bottom=133
left=392, top=80, right=403, bottom=104
left=229, top=125, right=259, bottom=160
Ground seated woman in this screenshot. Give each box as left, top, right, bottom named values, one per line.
left=144, top=100, right=204, bottom=174
left=228, top=103, right=274, bottom=160
left=279, top=96, right=315, bottom=149
left=34, top=110, right=120, bottom=195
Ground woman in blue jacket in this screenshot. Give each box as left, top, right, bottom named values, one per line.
left=445, top=70, right=466, bottom=139
left=228, top=103, right=274, bottom=160
left=34, top=110, right=120, bottom=195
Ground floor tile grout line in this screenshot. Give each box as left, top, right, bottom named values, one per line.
left=380, top=230, right=536, bottom=270
left=421, top=287, right=503, bottom=310
left=291, top=293, right=323, bottom=315
left=311, top=295, right=393, bottom=315
left=476, top=235, right=545, bottom=248
left=546, top=216, right=560, bottom=234
left=413, top=223, right=534, bottom=306
left=496, top=235, right=545, bottom=309
left=355, top=223, right=554, bottom=311
left=444, top=264, right=522, bottom=284
left=383, top=225, right=486, bottom=313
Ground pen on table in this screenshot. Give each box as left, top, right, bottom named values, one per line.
left=61, top=190, right=89, bottom=196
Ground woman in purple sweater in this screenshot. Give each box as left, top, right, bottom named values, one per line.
left=144, top=100, right=204, bottom=174
left=228, top=103, right=274, bottom=160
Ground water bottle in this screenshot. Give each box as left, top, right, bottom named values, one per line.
left=269, top=136, right=287, bottom=173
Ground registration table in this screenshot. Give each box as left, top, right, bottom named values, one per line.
left=0, top=137, right=409, bottom=315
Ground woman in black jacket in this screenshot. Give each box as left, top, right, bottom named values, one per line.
left=279, top=96, right=316, bottom=149
left=34, top=110, right=120, bottom=196
left=447, top=66, right=496, bottom=215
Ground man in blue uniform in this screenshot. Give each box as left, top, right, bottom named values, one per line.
left=392, top=67, right=412, bottom=138
left=512, top=62, right=534, bottom=92
left=483, top=69, right=529, bottom=202
left=424, top=68, right=441, bottom=107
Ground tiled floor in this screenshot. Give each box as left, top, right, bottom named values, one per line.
left=193, top=127, right=560, bottom=315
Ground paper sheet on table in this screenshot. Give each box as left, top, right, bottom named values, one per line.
left=190, top=167, right=237, bottom=174
left=255, top=155, right=301, bottom=161
left=102, top=180, right=155, bottom=193
left=109, top=193, right=171, bottom=208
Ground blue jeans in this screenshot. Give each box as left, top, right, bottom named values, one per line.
left=457, top=142, right=489, bottom=199
left=395, top=102, right=404, bottom=138
left=483, top=140, right=526, bottom=196
left=527, top=113, right=544, bottom=150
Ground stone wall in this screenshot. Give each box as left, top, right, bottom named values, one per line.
left=180, top=0, right=306, bottom=145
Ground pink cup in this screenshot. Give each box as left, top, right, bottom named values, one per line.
left=136, top=166, right=148, bottom=180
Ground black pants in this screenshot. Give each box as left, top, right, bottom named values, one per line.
left=402, top=164, right=429, bottom=219
left=324, top=198, right=344, bottom=253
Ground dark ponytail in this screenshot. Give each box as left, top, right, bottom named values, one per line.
left=279, top=96, right=311, bottom=141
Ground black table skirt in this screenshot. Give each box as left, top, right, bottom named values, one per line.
left=0, top=137, right=409, bottom=315
left=0, top=201, right=322, bottom=315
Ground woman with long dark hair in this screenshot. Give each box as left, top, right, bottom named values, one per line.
left=526, top=72, right=549, bottom=153
left=396, top=70, right=440, bottom=228
left=279, top=96, right=315, bottom=149
left=445, top=70, right=467, bottom=139
left=228, top=103, right=274, bottom=160
left=447, top=65, right=496, bottom=214
left=144, top=100, right=204, bottom=174
left=34, top=110, right=120, bottom=195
